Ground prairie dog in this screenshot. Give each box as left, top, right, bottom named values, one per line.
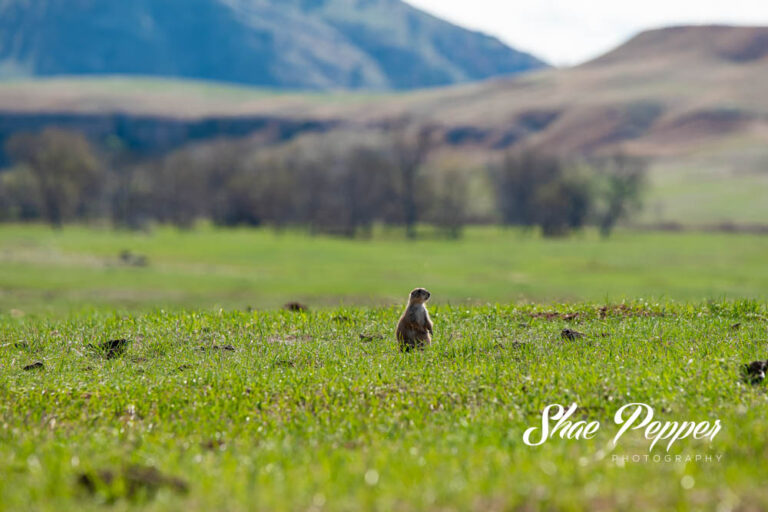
left=396, top=288, right=433, bottom=351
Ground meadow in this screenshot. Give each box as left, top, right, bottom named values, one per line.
left=1, top=301, right=767, bottom=511
left=1, top=225, right=767, bottom=315
left=1, top=225, right=768, bottom=511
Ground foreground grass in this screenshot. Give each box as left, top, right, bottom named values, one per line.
left=1, top=301, right=767, bottom=511
left=1, top=225, right=768, bottom=315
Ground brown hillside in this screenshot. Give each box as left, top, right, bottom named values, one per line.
left=382, top=25, right=768, bottom=156
left=0, top=25, right=767, bottom=158
left=590, top=25, right=768, bottom=65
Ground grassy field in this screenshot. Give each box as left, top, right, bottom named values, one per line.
left=2, top=226, right=767, bottom=510
left=638, top=141, right=768, bottom=227
left=1, top=225, right=767, bottom=316
left=1, top=301, right=767, bottom=510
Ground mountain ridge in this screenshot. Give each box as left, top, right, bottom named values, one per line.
left=0, top=0, right=547, bottom=90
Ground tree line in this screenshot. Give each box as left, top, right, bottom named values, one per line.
left=0, top=126, right=646, bottom=237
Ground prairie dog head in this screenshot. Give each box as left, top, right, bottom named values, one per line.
left=408, top=288, right=431, bottom=305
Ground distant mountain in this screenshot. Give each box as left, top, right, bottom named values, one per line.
left=0, top=0, right=547, bottom=90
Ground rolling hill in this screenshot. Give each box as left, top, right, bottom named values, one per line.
left=0, top=0, right=546, bottom=90
left=2, top=25, right=766, bottom=156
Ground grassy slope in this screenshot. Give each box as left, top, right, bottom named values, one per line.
left=641, top=164, right=768, bottom=226
left=1, top=302, right=767, bottom=510
left=0, top=225, right=767, bottom=315
left=0, top=76, right=394, bottom=117
left=637, top=135, right=768, bottom=226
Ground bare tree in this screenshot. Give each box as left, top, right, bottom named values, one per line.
left=489, top=149, right=561, bottom=228
left=390, top=121, right=436, bottom=238
left=592, top=153, right=647, bottom=237
left=488, top=149, right=594, bottom=237
left=5, top=128, right=103, bottom=227
left=0, top=167, right=43, bottom=221
left=533, top=174, right=592, bottom=237
left=333, top=145, right=396, bottom=237
left=425, top=163, right=469, bottom=238
left=245, top=130, right=399, bottom=237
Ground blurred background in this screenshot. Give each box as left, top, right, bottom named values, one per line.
left=0, top=0, right=766, bottom=313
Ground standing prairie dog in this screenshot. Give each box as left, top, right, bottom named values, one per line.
left=396, top=288, right=433, bottom=351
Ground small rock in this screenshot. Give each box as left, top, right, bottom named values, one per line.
left=23, top=361, right=44, bottom=371
left=284, top=302, right=308, bottom=312
left=530, top=311, right=560, bottom=320
left=273, top=358, right=295, bottom=368
left=199, top=344, right=236, bottom=352
left=0, top=341, right=29, bottom=350
left=744, top=360, right=768, bottom=384
left=88, top=339, right=129, bottom=359
left=201, top=439, right=226, bottom=451
left=78, top=470, right=115, bottom=494
left=78, top=465, right=188, bottom=498
left=266, top=334, right=313, bottom=345
left=561, top=328, right=585, bottom=340
left=119, top=250, right=149, bottom=267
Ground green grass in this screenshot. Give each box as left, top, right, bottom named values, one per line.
left=1, top=301, right=767, bottom=510
left=2, top=226, right=768, bottom=509
left=0, top=225, right=767, bottom=316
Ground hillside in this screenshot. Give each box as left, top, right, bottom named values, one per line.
left=2, top=26, right=766, bottom=154
left=362, top=25, right=768, bottom=156
left=0, top=0, right=546, bottom=90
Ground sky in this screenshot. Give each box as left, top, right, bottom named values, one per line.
left=406, top=0, right=768, bottom=66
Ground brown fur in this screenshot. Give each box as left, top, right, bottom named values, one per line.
left=396, top=288, right=433, bottom=352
